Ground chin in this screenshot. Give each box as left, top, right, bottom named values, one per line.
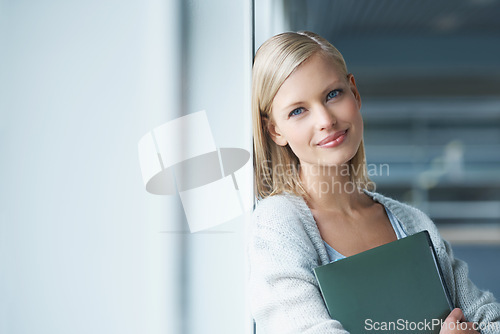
left=322, top=154, right=357, bottom=166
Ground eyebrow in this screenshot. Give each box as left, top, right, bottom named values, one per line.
left=280, top=101, right=304, bottom=113
left=278, top=80, right=344, bottom=114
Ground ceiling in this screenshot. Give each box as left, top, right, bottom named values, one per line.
left=283, top=0, right=500, bottom=97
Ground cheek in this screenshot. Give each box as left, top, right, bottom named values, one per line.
left=347, top=102, right=363, bottom=128
left=353, top=113, right=364, bottom=141
left=287, top=133, right=308, bottom=150
left=357, top=113, right=364, bottom=131
left=283, top=126, right=312, bottom=152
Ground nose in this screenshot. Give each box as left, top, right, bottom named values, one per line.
left=314, top=105, right=336, bottom=131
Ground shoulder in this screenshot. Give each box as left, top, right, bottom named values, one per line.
left=364, top=189, right=415, bottom=211
left=252, top=193, right=306, bottom=232
left=364, top=189, right=431, bottom=224
left=364, top=189, right=446, bottom=250
left=251, top=192, right=315, bottom=249
left=253, top=193, right=302, bottom=219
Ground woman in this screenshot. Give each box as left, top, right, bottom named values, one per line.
left=248, top=31, right=500, bottom=333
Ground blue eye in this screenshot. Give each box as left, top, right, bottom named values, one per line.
left=289, top=107, right=304, bottom=117
left=327, top=89, right=342, bottom=100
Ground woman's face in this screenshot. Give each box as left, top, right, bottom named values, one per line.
left=268, top=52, right=363, bottom=171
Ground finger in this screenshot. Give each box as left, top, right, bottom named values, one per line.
left=445, top=308, right=464, bottom=322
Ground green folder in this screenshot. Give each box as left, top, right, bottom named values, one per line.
left=313, top=231, right=454, bottom=334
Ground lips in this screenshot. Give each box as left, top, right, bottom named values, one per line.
left=317, top=130, right=348, bottom=147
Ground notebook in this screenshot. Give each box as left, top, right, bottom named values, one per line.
left=313, top=231, right=454, bottom=334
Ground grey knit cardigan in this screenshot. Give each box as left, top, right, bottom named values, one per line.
left=247, top=190, right=500, bottom=334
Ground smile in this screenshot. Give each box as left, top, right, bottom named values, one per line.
left=317, top=129, right=348, bottom=148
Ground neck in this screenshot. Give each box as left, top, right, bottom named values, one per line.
left=300, top=163, right=368, bottom=214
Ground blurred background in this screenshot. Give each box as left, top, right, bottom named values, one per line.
left=1, top=1, right=499, bottom=334
left=256, top=0, right=500, bottom=302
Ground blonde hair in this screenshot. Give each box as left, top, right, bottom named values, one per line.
left=252, top=31, right=374, bottom=200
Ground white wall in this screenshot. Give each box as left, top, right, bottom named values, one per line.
left=180, top=0, right=253, bottom=333
left=254, top=0, right=288, bottom=52
left=0, top=0, right=251, bottom=333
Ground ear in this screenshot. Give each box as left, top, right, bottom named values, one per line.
left=347, top=74, right=362, bottom=109
left=263, top=116, right=288, bottom=146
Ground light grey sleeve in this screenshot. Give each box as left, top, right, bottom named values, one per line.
left=247, top=196, right=349, bottom=334
left=439, top=239, right=500, bottom=334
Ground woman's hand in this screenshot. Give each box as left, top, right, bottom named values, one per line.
left=439, top=308, right=479, bottom=333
